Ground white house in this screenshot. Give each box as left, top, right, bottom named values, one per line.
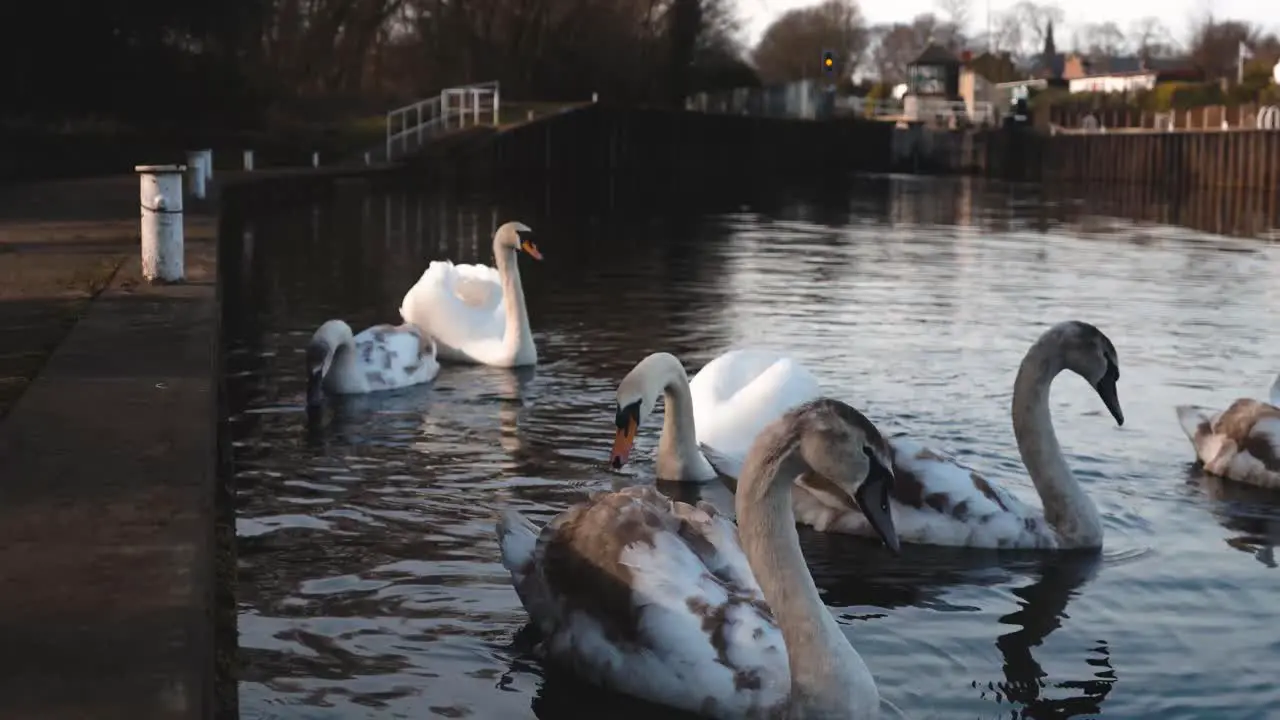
left=1068, top=71, right=1157, bottom=94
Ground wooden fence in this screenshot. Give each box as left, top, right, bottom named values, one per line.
left=1050, top=103, right=1280, bottom=131
left=1041, top=128, right=1280, bottom=190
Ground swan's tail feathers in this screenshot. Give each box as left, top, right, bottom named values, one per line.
left=1175, top=405, right=1212, bottom=444
left=399, top=291, right=424, bottom=329
left=1269, top=373, right=1280, bottom=407
left=398, top=263, right=443, bottom=329
left=496, top=509, right=540, bottom=580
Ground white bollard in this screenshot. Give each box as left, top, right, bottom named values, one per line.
left=311, top=152, right=319, bottom=168
left=363, top=152, right=371, bottom=166
left=592, top=92, right=599, bottom=103
left=243, top=150, right=254, bottom=171
left=135, top=165, right=185, bottom=283
left=200, top=149, right=213, bottom=181
left=184, top=152, right=206, bottom=199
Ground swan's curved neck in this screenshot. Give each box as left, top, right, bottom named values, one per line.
left=1011, top=339, right=1103, bottom=548
left=494, top=240, right=535, bottom=364
left=319, top=325, right=356, bottom=376
left=736, top=437, right=878, bottom=718
left=652, top=363, right=715, bottom=481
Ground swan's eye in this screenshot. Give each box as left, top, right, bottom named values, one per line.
left=862, top=446, right=885, bottom=469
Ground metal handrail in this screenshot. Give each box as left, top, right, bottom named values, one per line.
left=385, top=81, right=501, bottom=161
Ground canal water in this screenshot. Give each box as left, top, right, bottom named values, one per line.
left=224, top=175, right=1280, bottom=720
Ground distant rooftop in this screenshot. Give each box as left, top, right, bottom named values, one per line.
left=911, top=44, right=960, bottom=66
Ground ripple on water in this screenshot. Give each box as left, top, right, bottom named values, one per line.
left=230, top=177, right=1280, bottom=719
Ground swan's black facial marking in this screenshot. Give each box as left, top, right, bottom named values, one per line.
left=1094, top=358, right=1123, bottom=425
left=305, top=340, right=330, bottom=407
left=1070, top=321, right=1123, bottom=426
left=515, top=228, right=543, bottom=260
left=855, top=446, right=900, bottom=555
left=615, top=400, right=641, bottom=431
left=306, top=341, right=329, bottom=374
left=611, top=400, right=642, bottom=469
left=1056, top=321, right=1123, bottom=426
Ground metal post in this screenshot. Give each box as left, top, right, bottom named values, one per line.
left=386, top=111, right=394, bottom=161
left=135, top=164, right=185, bottom=283
left=243, top=150, right=254, bottom=171
left=184, top=152, right=206, bottom=199
left=417, top=103, right=424, bottom=147
left=493, top=88, right=500, bottom=125
left=473, top=89, right=480, bottom=124
left=312, top=152, right=319, bottom=167
left=199, top=149, right=213, bottom=181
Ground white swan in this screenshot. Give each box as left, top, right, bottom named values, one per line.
left=304, top=319, right=439, bottom=406
left=704, top=321, right=1125, bottom=550
left=398, top=220, right=541, bottom=367
left=1174, top=374, right=1280, bottom=489
left=609, top=349, right=822, bottom=482
left=497, top=397, right=900, bottom=719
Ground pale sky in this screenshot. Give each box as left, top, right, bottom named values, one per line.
left=736, top=0, right=1276, bottom=48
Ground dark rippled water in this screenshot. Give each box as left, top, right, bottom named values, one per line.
left=224, top=175, right=1280, bottom=720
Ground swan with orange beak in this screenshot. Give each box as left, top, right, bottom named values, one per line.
left=610, top=350, right=822, bottom=482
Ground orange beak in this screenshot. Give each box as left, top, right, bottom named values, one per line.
left=520, top=239, right=543, bottom=260
left=610, top=418, right=637, bottom=469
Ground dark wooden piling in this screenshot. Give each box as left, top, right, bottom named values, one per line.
left=1023, top=129, right=1280, bottom=192
left=417, top=103, right=894, bottom=189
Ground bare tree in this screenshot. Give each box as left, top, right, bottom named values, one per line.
left=370, top=0, right=750, bottom=103
left=934, top=0, right=970, bottom=34
left=752, top=0, right=869, bottom=84
left=988, top=11, right=1024, bottom=55
left=912, top=12, right=965, bottom=51
left=994, top=0, right=1062, bottom=56
left=868, top=24, right=920, bottom=84
left=1186, top=15, right=1264, bottom=81
left=1129, top=16, right=1177, bottom=58
left=866, top=13, right=962, bottom=84
left=1081, top=22, right=1127, bottom=57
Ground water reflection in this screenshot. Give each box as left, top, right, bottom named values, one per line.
left=989, top=554, right=1113, bottom=718
left=1186, top=469, right=1280, bottom=569
left=228, top=174, right=1280, bottom=720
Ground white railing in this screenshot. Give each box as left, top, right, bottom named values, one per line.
left=385, top=81, right=501, bottom=161
left=903, top=97, right=996, bottom=127
left=687, top=87, right=995, bottom=127
left=841, top=97, right=904, bottom=119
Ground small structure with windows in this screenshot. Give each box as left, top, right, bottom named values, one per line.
left=908, top=44, right=962, bottom=99
left=905, top=44, right=986, bottom=127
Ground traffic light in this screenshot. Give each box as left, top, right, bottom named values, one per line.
left=822, top=50, right=835, bottom=75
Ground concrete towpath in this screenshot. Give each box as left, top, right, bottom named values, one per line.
left=0, top=174, right=221, bottom=720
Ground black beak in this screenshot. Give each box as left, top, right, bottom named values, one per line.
left=306, top=369, right=325, bottom=408
left=1094, top=362, right=1123, bottom=426
left=854, top=454, right=900, bottom=555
